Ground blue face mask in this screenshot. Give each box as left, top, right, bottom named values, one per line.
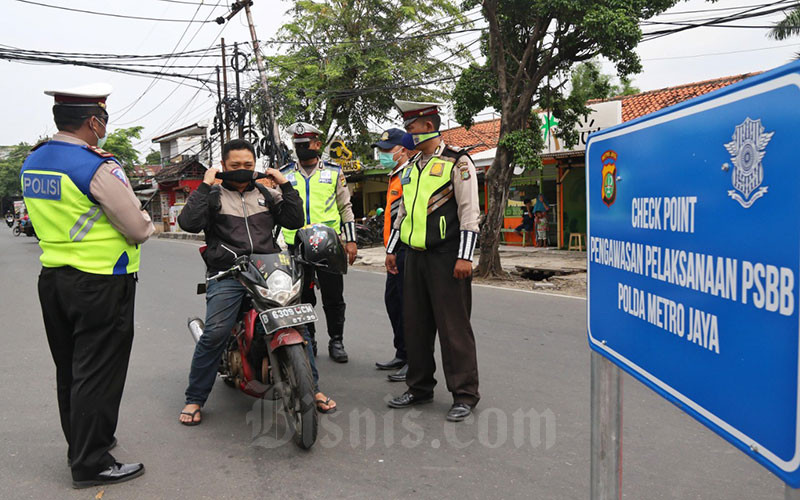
left=401, top=131, right=440, bottom=151
left=378, top=151, right=398, bottom=169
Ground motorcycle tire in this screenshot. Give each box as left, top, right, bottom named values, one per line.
left=13, top=226, right=21, bottom=237
left=277, top=343, right=318, bottom=450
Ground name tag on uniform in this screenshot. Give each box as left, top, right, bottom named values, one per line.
left=401, top=167, right=412, bottom=185
left=287, top=173, right=297, bottom=186
left=23, top=173, right=61, bottom=200
left=430, top=162, right=445, bottom=177
left=319, top=170, right=332, bottom=184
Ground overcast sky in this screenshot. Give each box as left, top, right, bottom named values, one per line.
left=1, top=0, right=798, bottom=157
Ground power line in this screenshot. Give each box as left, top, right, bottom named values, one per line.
left=13, top=0, right=222, bottom=22
left=643, top=42, right=800, bottom=61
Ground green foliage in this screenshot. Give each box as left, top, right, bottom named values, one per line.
left=145, top=149, right=161, bottom=165
left=570, top=60, right=639, bottom=103
left=770, top=7, right=800, bottom=41
left=497, top=122, right=543, bottom=172
left=452, top=63, right=500, bottom=128
left=265, top=0, right=467, bottom=149
left=0, top=143, right=32, bottom=199
left=102, top=126, right=143, bottom=173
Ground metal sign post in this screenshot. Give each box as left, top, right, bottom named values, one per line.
left=590, top=351, right=622, bottom=500
left=586, top=59, right=800, bottom=495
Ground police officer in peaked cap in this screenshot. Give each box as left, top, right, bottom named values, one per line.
left=21, top=83, right=153, bottom=488
left=281, top=122, right=357, bottom=364
left=385, top=100, right=481, bottom=422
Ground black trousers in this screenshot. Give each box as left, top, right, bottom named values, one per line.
left=38, top=266, right=136, bottom=481
left=384, top=246, right=406, bottom=360
left=403, top=249, right=480, bottom=406
left=301, top=264, right=346, bottom=342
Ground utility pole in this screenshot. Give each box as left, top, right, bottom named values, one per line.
left=221, top=38, right=230, bottom=142
left=219, top=1, right=282, bottom=167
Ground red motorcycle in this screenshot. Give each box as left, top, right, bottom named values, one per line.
left=186, top=225, right=347, bottom=449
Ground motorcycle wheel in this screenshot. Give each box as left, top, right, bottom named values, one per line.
left=277, top=344, right=318, bottom=449
left=13, top=226, right=21, bottom=237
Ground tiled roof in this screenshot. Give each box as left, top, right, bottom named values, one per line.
left=441, top=118, right=501, bottom=153
left=614, top=72, right=760, bottom=122
left=439, top=72, right=761, bottom=150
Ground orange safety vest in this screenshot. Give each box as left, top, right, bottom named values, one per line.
left=384, top=173, right=403, bottom=247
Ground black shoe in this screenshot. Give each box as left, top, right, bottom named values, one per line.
left=388, top=392, right=433, bottom=409
left=72, top=462, right=145, bottom=489
left=329, top=340, right=348, bottom=363
left=387, top=364, right=408, bottom=382
left=446, top=403, right=473, bottom=422
left=376, top=357, right=405, bottom=370
left=68, top=437, right=117, bottom=467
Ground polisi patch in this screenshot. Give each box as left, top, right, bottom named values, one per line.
left=23, top=173, right=61, bottom=200
left=110, top=166, right=129, bottom=187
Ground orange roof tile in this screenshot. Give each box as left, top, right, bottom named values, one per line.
left=441, top=118, right=501, bottom=153
left=439, top=72, right=761, bottom=151
left=616, top=72, right=760, bottom=122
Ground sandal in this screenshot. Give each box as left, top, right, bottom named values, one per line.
left=179, top=408, right=202, bottom=426
left=315, top=394, right=337, bottom=414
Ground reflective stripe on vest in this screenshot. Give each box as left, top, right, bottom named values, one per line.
left=383, top=174, right=403, bottom=247
left=282, top=167, right=342, bottom=245
left=399, top=157, right=459, bottom=250
left=20, top=142, right=140, bottom=275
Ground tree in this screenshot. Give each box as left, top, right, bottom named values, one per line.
left=570, top=59, right=640, bottom=103
left=0, top=143, right=32, bottom=199
left=102, top=126, right=143, bottom=173
left=145, top=149, right=161, bottom=165
left=265, top=0, right=468, bottom=148
left=453, top=0, right=677, bottom=277
left=770, top=7, right=800, bottom=41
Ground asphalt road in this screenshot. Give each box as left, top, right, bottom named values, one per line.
left=0, top=230, right=786, bottom=500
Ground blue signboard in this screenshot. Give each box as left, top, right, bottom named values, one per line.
left=587, top=60, right=800, bottom=487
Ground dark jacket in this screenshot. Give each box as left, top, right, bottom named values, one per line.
left=178, top=180, right=304, bottom=273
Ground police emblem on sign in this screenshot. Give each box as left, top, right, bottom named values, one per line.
left=724, top=117, right=773, bottom=209
left=601, top=150, right=617, bottom=207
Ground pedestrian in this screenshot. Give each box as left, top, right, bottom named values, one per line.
left=372, top=128, right=413, bottom=382
left=20, top=83, right=154, bottom=488
left=280, top=122, right=357, bottom=363
left=385, top=100, right=481, bottom=422
left=533, top=193, right=549, bottom=215
left=515, top=198, right=534, bottom=235
left=536, top=211, right=549, bottom=247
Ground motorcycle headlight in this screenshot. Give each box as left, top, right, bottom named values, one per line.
left=256, top=271, right=302, bottom=306
left=266, top=270, right=292, bottom=292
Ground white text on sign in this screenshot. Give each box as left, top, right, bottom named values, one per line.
left=631, top=196, right=698, bottom=233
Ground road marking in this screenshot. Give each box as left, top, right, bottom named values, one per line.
left=349, top=267, right=586, bottom=301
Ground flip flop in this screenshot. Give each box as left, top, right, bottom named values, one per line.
left=315, top=396, right=337, bottom=414
left=179, top=408, right=202, bottom=426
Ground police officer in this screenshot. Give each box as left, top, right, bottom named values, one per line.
left=21, top=84, right=154, bottom=488
left=281, top=122, right=357, bottom=362
left=373, top=128, right=412, bottom=381
left=385, top=100, right=481, bottom=422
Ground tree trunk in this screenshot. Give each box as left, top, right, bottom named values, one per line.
left=476, top=145, right=513, bottom=277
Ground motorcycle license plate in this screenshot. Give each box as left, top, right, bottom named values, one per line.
left=259, top=304, right=317, bottom=334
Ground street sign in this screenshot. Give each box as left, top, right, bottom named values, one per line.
left=586, top=60, right=800, bottom=487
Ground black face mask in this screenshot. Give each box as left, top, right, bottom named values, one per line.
left=295, top=144, right=321, bottom=161
left=216, top=169, right=256, bottom=183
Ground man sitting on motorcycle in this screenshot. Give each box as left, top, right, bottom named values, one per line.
left=176, top=139, right=336, bottom=425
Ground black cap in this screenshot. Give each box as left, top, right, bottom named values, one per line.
left=372, top=128, right=405, bottom=150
